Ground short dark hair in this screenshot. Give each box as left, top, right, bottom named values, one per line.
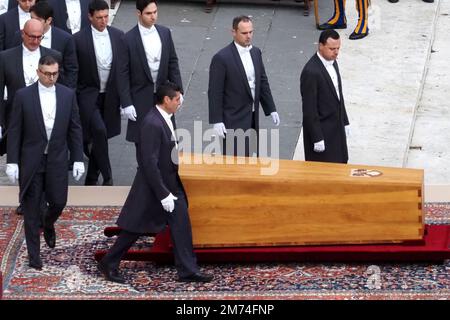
left=232, top=15, right=252, bottom=30
left=30, top=1, right=54, bottom=21
left=89, top=0, right=109, bottom=15
left=155, top=81, right=181, bottom=105
left=39, top=55, right=59, bottom=67
left=136, top=0, right=157, bottom=12
left=319, top=29, right=340, bottom=45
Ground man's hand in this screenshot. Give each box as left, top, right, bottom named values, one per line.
left=213, top=122, right=227, bottom=139
left=122, top=105, right=137, bottom=121
left=6, top=163, right=19, bottom=184
left=313, top=140, right=325, bottom=152
left=161, top=193, right=178, bottom=213
left=72, top=162, right=85, bottom=181
left=270, top=112, right=280, bottom=126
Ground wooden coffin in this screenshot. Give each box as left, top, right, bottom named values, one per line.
left=179, top=154, right=424, bottom=248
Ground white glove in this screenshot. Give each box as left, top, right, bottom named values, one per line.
left=161, top=193, right=178, bottom=213
left=6, top=163, right=19, bottom=184
left=72, top=162, right=85, bottom=181
left=313, top=140, right=325, bottom=152
left=270, top=112, right=280, bottom=126
left=122, top=105, right=137, bottom=121
left=213, top=122, right=227, bottom=139
left=345, top=125, right=350, bottom=138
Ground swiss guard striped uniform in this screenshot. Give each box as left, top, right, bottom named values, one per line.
left=318, top=0, right=369, bottom=40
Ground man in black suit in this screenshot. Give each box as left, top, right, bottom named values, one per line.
left=5, top=55, right=84, bottom=270
left=0, top=0, right=17, bottom=15
left=300, top=30, right=350, bottom=163
left=74, top=0, right=132, bottom=186
left=0, top=18, right=62, bottom=156
left=0, top=0, right=36, bottom=51
left=48, top=0, right=90, bottom=34
left=98, top=82, right=213, bottom=284
left=208, top=15, right=280, bottom=157
left=124, top=0, right=183, bottom=158
left=11, top=1, right=78, bottom=88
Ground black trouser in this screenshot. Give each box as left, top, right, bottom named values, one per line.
left=101, top=194, right=199, bottom=278
left=22, top=156, right=65, bottom=265
left=222, top=112, right=258, bottom=157
left=85, top=93, right=112, bottom=184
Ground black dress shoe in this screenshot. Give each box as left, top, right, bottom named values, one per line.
left=422, top=0, right=434, bottom=3
left=84, top=179, right=98, bottom=186
left=29, top=259, right=43, bottom=270
left=178, top=272, right=213, bottom=283
left=318, top=22, right=347, bottom=30
left=97, top=261, right=126, bottom=284
left=44, top=226, right=56, bottom=248
left=388, top=0, right=399, bottom=3
left=349, top=31, right=368, bottom=40
left=102, top=178, right=113, bottom=186
left=16, top=204, right=24, bottom=216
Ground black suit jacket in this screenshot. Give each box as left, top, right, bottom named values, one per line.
left=300, top=53, right=349, bottom=163
left=117, top=107, right=187, bottom=234
left=6, top=82, right=83, bottom=202
left=0, top=45, right=62, bottom=131
left=0, top=7, right=20, bottom=50
left=74, top=26, right=132, bottom=141
left=124, top=24, right=183, bottom=143
left=12, top=27, right=78, bottom=88
left=48, top=0, right=90, bottom=34
left=208, top=42, right=276, bottom=132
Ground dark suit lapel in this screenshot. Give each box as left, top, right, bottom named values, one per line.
left=155, top=24, right=166, bottom=85
left=50, top=28, right=57, bottom=48
left=313, top=54, right=340, bottom=102
left=134, top=26, right=153, bottom=82
left=80, top=0, right=89, bottom=29
left=153, top=107, right=176, bottom=146
left=230, top=43, right=253, bottom=99
left=250, top=47, right=260, bottom=97
left=85, top=28, right=100, bottom=86
left=333, top=61, right=344, bottom=103
left=31, top=83, right=48, bottom=141
left=50, top=85, right=64, bottom=142
left=107, top=26, right=117, bottom=86
left=15, top=46, right=26, bottom=87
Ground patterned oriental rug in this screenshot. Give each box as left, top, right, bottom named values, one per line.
left=0, top=205, right=449, bottom=300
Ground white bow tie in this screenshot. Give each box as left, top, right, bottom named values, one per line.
left=238, top=45, right=252, bottom=54
left=141, top=27, right=156, bottom=36
left=40, top=85, right=56, bottom=93
left=92, top=28, right=108, bottom=37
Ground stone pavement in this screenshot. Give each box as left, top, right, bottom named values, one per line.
left=0, top=0, right=448, bottom=188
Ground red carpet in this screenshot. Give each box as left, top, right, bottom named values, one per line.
left=96, top=225, right=450, bottom=263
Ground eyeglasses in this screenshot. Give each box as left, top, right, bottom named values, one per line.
left=38, top=69, right=59, bottom=78
left=23, top=31, right=44, bottom=41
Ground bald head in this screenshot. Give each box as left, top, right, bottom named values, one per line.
left=22, top=18, right=44, bottom=51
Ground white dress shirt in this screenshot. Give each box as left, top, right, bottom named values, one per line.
left=92, top=26, right=113, bottom=93
left=317, top=52, right=340, bottom=100
left=139, top=23, right=161, bottom=91
left=23, top=45, right=41, bottom=86
left=0, top=0, right=9, bottom=15
left=18, top=5, right=31, bottom=30
left=65, top=0, right=82, bottom=34
left=38, top=81, right=56, bottom=154
left=156, top=105, right=178, bottom=149
left=234, top=42, right=256, bottom=110
left=41, top=26, right=52, bottom=49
